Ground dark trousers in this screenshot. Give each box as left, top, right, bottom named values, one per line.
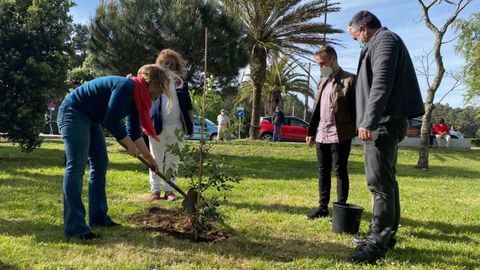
left=363, top=119, right=407, bottom=248
left=315, top=139, right=352, bottom=209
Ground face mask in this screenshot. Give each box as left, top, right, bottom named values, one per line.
left=320, top=66, right=333, bottom=78
left=359, top=41, right=366, bottom=48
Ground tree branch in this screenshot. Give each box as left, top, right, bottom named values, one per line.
left=440, top=0, right=472, bottom=33
left=436, top=71, right=466, bottom=103
left=417, top=0, right=441, bottom=35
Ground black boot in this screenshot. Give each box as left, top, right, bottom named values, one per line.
left=306, top=206, right=328, bottom=220
left=77, top=232, right=99, bottom=240
left=352, top=237, right=397, bottom=250
left=346, top=242, right=386, bottom=264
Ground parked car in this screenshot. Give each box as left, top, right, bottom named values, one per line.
left=259, top=116, right=309, bottom=142
left=406, top=118, right=423, bottom=137
left=186, top=115, right=218, bottom=140
left=407, top=117, right=464, bottom=139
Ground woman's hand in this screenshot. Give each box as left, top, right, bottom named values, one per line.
left=144, top=154, right=160, bottom=174
left=119, top=137, right=140, bottom=157
left=132, top=136, right=160, bottom=173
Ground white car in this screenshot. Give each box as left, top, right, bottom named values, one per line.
left=449, top=129, right=464, bottom=139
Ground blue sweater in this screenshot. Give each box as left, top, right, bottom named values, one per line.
left=64, top=76, right=142, bottom=140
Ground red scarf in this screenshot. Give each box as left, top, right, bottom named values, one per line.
left=132, top=76, right=159, bottom=141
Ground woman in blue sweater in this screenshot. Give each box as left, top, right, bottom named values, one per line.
left=57, top=64, right=171, bottom=240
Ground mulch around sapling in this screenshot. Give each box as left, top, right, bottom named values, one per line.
left=130, top=206, right=230, bottom=242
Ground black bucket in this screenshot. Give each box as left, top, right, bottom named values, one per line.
left=332, top=202, right=364, bottom=234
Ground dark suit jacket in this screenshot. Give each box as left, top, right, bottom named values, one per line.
left=356, top=27, right=425, bottom=130
left=308, top=68, right=357, bottom=142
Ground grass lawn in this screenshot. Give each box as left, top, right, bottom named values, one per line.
left=0, top=139, right=479, bottom=269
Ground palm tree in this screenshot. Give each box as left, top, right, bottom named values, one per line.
left=238, top=54, right=314, bottom=115
left=221, top=0, right=342, bottom=138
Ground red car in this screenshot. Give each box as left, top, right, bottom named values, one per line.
left=259, top=116, right=309, bottom=142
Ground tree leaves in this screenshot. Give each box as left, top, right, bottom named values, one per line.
left=0, top=0, right=74, bottom=151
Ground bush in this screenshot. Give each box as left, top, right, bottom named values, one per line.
left=471, top=138, right=480, bottom=147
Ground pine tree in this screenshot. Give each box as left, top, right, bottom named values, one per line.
left=0, top=0, right=74, bottom=151
left=89, top=0, right=249, bottom=83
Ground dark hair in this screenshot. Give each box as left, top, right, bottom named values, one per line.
left=315, top=45, right=337, bottom=60
left=349, top=11, right=382, bottom=30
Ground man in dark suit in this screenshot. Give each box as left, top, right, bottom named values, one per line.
left=346, top=11, right=425, bottom=264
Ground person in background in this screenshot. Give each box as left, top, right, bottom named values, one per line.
left=57, top=64, right=169, bottom=240
left=346, top=11, right=425, bottom=263
left=305, top=45, right=356, bottom=220
left=149, top=49, right=194, bottom=201
left=433, top=118, right=451, bottom=147
left=272, top=107, right=285, bottom=142
left=217, top=109, right=230, bottom=140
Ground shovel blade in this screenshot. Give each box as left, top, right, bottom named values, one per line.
left=182, top=188, right=200, bottom=214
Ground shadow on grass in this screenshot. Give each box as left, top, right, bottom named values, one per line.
left=226, top=201, right=313, bottom=215
left=0, top=216, right=348, bottom=264
left=401, top=216, right=480, bottom=241
left=2, top=142, right=479, bottom=183
left=428, top=147, right=480, bottom=162
left=223, top=201, right=479, bottom=267
left=0, top=261, right=19, bottom=270
left=0, top=218, right=64, bottom=244
left=391, top=246, right=480, bottom=268
left=1, top=205, right=479, bottom=268
left=216, top=153, right=480, bottom=181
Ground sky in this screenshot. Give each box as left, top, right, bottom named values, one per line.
left=70, top=0, right=479, bottom=108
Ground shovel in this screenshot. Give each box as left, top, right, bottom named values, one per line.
left=118, top=141, right=199, bottom=213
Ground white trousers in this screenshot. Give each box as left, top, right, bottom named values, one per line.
left=435, top=134, right=451, bottom=147
left=149, top=128, right=183, bottom=192
left=217, top=124, right=227, bottom=140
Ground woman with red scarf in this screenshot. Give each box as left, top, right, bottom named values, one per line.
left=57, top=64, right=171, bottom=240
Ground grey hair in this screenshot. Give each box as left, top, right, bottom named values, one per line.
left=348, top=11, right=382, bottom=31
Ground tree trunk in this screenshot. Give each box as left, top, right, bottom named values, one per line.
left=268, top=90, right=282, bottom=115
left=416, top=0, right=471, bottom=169
left=417, top=36, right=445, bottom=169
left=249, top=48, right=267, bottom=139
left=417, top=92, right=435, bottom=169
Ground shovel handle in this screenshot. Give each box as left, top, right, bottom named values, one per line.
left=118, top=140, right=187, bottom=197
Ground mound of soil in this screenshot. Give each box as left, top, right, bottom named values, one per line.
left=130, top=206, right=229, bottom=242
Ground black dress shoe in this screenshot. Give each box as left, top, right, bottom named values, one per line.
left=106, top=221, right=121, bottom=227
left=306, top=207, right=329, bottom=219
left=352, top=237, right=397, bottom=249
left=346, top=242, right=386, bottom=264
left=78, top=232, right=99, bottom=240
left=91, top=221, right=121, bottom=227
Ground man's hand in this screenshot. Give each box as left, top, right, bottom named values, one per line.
left=358, top=127, right=374, bottom=141
left=305, top=136, right=315, bottom=147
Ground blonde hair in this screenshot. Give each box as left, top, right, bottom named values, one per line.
left=156, top=49, right=186, bottom=88
left=137, top=64, right=173, bottom=105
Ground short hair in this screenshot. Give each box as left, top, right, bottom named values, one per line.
left=315, top=45, right=337, bottom=60
left=348, top=11, right=382, bottom=31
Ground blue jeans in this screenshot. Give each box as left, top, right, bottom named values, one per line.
left=57, top=102, right=112, bottom=237
left=273, top=124, right=283, bottom=141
